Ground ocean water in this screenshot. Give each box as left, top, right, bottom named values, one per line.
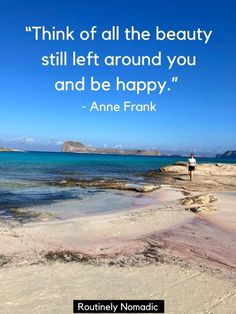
left=0, top=151, right=235, bottom=222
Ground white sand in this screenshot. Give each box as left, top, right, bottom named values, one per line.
left=0, top=187, right=191, bottom=258
left=0, top=263, right=235, bottom=314
left=0, top=187, right=235, bottom=314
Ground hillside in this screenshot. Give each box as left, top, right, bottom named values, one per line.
left=216, top=150, right=236, bottom=158
left=62, top=141, right=160, bottom=156
left=0, top=147, right=20, bottom=152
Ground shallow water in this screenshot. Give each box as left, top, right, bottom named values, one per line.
left=0, top=152, right=235, bottom=222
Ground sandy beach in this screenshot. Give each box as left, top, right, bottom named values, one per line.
left=1, top=0, right=236, bottom=312
left=0, top=164, right=236, bottom=313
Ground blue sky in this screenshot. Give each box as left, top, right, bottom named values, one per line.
left=0, top=0, right=235, bottom=155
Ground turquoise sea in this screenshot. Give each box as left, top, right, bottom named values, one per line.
left=0, top=152, right=235, bottom=222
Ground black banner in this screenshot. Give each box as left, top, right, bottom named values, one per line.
left=73, top=300, right=165, bottom=313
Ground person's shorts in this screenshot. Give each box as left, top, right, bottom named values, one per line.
left=188, top=166, right=195, bottom=171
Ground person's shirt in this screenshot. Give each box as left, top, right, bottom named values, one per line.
left=188, top=157, right=196, bottom=167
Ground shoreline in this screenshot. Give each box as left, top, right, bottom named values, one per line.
left=1, top=187, right=235, bottom=273
left=0, top=187, right=190, bottom=261
left=0, top=163, right=236, bottom=313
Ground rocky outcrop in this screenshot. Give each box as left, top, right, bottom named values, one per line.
left=216, top=151, right=236, bottom=158
left=0, top=147, right=20, bottom=152
left=145, top=162, right=236, bottom=192
left=179, top=194, right=217, bottom=213
left=62, top=141, right=88, bottom=153
left=159, top=163, right=236, bottom=176
left=51, top=178, right=159, bottom=192
left=62, top=141, right=160, bottom=156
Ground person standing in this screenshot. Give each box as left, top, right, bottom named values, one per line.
left=187, top=153, right=197, bottom=181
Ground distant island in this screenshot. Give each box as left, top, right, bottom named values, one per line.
left=62, top=141, right=160, bottom=156
left=216, top=150, right=236, bottom=158
left=0, top=147, right=20, bottom=152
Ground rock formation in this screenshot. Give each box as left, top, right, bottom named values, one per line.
left=145, top=162, right=236, bottom=192
left=62, top=141, right=160, bottom=156
left=216, top=150, right=236, bottom=158
left=0, top=147, right=20, bottom=152
left=179, top=194, right=217, bottom=213
left=51, top=178, right=159, bottom=192
left=159, top=162, right=236, bottom=176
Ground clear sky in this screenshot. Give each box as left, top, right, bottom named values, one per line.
left=0, top=0, right=235, bottom=155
